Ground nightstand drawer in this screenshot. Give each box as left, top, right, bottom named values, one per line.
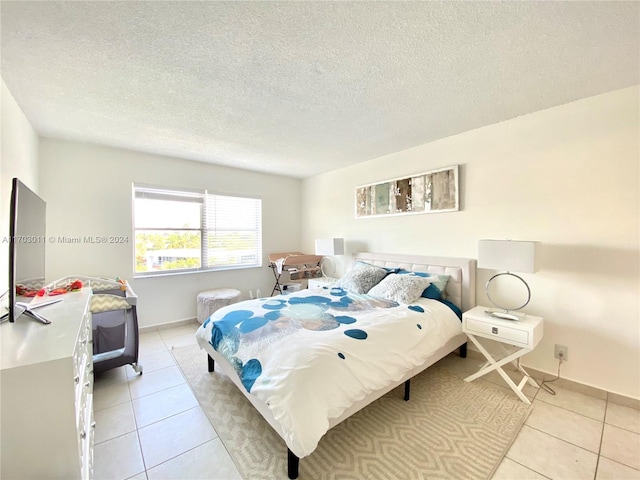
left=308, top=277, right=337, bottom=289
left=465, top=318, right=529, bottom=346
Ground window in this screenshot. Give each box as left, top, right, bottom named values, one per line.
left=133, top=184, right=262, bottom=275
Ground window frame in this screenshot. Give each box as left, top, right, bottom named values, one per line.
left=133, top=183, right=263, bottom=277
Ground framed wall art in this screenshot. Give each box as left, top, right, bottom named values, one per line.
left=355, top=165, right=459, bottom=218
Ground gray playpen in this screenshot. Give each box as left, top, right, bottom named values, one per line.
left=51, top=276, right=143, bottom=375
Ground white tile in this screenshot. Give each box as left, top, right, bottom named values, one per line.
left=126, top=474, right=147, bottom=480
left=146, top=438, right=241, bottom=480
left=526, top=400, right=603, bottom=452
left=127, top=365, right=185, bottom=399
left=606, top=402, right=640, bottom=434
left=137, top=406, right=217, bottom=469
left=158, top=325, right=198, bottom=340
left=94, top=401, right=137, bottom=444
left=162, top=333, right=198, bottom=349
left=491, top=457, right=548, bottom=480
left=132, top=383, right=199, bottom=428
left=608, top=394, right=640, bottom=411
left=139, top=331, right=168, bottom=357
left=600, top=424, right=640, bottom=470
left=93, top=431, right=145, bottom=480
left=596, top=457, right=640, bottom=480
left=535, top=384, right=606, bottom=421
left=93, top=375, right=131, bottom=411
left=507, top=425, right=598, bottom=480
left=95, top=366, right=128, bottom=382
left=139, top=331, right=164, bottom=343
left=126, top=350, right=175, bottom=378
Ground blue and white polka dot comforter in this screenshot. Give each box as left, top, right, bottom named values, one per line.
left=195, top=286, right=462, bottom=458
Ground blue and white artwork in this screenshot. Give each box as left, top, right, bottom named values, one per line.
left=355, top=165, right=459, bottom=218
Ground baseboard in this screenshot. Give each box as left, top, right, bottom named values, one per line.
left=465, top=347, right=639, bottom=410
left=139, top=317, right=199, bottom=334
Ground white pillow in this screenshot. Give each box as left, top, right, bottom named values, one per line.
left=367, top=273, right=433, bottom=304
left=335, top=261, right=388, bottom=294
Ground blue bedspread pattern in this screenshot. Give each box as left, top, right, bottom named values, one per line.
left=203, top=287, right=397, bottom=391
left=195, top=287, right=462, bottom=457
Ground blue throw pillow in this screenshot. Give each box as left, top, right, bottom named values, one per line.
left=438, top=298, right=462, bottom=320
left=421, top=283, right=442, bottom=299
left=398, top=269, right=427, bottom=277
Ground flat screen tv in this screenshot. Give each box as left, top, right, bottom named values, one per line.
left=3, top=178, right=59, bottom=324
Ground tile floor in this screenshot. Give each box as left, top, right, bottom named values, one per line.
left=93, top=323, right=640, bottom=479
left=439, top=354, right=640, bottom=480
left=93, top=323, right=242, bottom=480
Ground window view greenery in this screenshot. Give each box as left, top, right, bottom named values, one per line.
left=133, top=186, right=262, bottom=275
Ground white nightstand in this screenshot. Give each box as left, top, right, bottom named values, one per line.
left=462, top=306, right=543, bottom=404
left=307, top=277, right=337, bottom=289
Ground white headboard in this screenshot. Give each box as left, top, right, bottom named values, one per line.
left=352, top=252, right=477, bottom=313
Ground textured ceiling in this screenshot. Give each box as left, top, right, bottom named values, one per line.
left=1, top=1, right=638, bottom=178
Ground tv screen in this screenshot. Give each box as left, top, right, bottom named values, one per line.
left=8, top=178, right=47, bottom=322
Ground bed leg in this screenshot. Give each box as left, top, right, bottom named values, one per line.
left=208, top=354, right=215, bottom=372
left=459, top=342, right=468, bottom=358
left=287, top=448, right=299, bottom=479
left=404, top=379, right=411, bottom=401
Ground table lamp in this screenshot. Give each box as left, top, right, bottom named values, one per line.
left=478, top=239, right=538, bottom=320
left=314, top=238, right=345, bottom=278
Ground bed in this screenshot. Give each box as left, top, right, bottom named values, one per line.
left=195, top=252, right=476, bottom=479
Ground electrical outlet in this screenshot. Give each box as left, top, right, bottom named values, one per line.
left=554, top=344, right=568, bottom=361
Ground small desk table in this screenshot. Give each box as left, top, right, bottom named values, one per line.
left=462, top=306, right=543, bottom=404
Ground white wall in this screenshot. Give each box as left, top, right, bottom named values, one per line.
left=39, top=139, right=302, bottom=327
left=0, top=79, right=40, bottom=294
left=7, top=79, right=639, bottom=398
left=301, top=86, right=640, bottom=399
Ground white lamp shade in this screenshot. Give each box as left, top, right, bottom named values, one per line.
left=478, top=239, right=537, bottom=273
left=315, top=238, right=345, bottom=256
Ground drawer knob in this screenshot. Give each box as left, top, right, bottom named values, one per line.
left=80, top=431, right=87, bottom=440
left=74, top=376, right=80, bottom=384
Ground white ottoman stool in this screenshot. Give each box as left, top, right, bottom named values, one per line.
left=197, top=288, right=242, bottom=324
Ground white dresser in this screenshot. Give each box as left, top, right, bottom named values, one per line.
left=1, top=289, right=94, bottom=479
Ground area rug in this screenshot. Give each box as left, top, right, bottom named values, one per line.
left=173, top=344, right=531, bottom=480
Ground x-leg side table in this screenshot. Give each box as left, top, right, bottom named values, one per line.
left=461, top=306, right=544, bottom=405
left=464, top=334, right=539, bottom=404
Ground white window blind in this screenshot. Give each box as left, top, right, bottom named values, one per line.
left=133, top=184, right=262, bottom=276
left=204, top=194, right=262, bottom=269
